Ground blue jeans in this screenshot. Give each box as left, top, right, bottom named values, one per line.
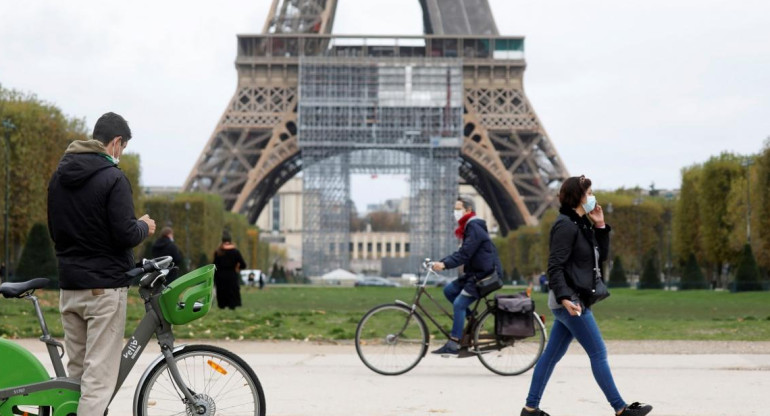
left=443, top=280, right=477, bottom=340
left=525, top=307, right=626, bottom=412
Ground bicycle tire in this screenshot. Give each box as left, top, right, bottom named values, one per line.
left=355, top=303, right=428, bottom=376
left=473, top=310, right=546, bottom=376
left=134, top=344, right=265, bottom=416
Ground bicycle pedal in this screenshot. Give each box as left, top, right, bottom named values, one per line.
left=456, top=349, right=475, bottom=358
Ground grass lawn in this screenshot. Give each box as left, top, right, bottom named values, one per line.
left=1, top=285, right=768, bottom=341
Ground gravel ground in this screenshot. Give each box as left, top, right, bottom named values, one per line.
left=160, top=339, right=770, bottom=354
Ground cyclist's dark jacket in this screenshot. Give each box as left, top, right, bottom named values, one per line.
left=440, top=217, right=503, bottom=298
left=547, top=206, right=611, bottom=308
left=48, top=140, right=149, bottom=290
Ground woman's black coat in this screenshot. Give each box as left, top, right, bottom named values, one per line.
left=547, top=206, right=611, bottom=308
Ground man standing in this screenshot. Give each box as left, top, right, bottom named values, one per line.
left=48, top=112, right=155, bottom=416
left=151, top=226, right=184, bottom=282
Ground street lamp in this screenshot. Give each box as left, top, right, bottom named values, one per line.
left=2, top=119, right=16, bottom=283
left=664, top=193, right=674, bottom=290
left=633, top=197, right=643, bottom=285
left=184, top=202, right=191, bottom=272
left=742, top=157, right=754, bottom=244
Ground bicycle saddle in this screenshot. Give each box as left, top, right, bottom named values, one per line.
left=0, top=278, right=50, bottom=298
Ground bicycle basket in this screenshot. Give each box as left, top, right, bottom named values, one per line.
left=159, top=264, right=215, bottom=325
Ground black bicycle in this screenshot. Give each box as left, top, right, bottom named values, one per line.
left=355, top=259, right=547, bottom=376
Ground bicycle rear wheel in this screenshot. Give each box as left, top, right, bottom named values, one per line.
left=355, top=303, right=428, bottom=375
left=135, top=344, right=265, bottom=416
left=474, top=310, right=546, bottom=376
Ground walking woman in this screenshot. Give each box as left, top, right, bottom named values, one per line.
left=521, top=175, right=652, bottom=416
left=213, top=231, right=246, bottom=310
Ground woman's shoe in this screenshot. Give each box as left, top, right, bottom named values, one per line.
left=521, top=407, right=550, bottom=416
left=617, top=402, right=652, bottom=416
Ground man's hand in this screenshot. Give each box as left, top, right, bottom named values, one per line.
left=139, top=214, right=156, bottom=235
left=432, top=262, right=446, bottom=271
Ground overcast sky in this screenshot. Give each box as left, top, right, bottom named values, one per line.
left=2, top=0, right=768, bottom=210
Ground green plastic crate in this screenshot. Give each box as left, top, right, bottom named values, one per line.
left=159, top=264, right=215, bottom=325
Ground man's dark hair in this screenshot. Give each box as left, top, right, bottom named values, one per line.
left=559, top=175, right=592, bottom=209
left=457, top=195, right=475, bottom=212
left=160, top=227, right=173, bottom=237
left=92, top=112, right=132, bottom=145
left=222, top=231, right=232, bottom=243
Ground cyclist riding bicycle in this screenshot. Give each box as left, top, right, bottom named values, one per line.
left=47, top=112, right=156, bottom=416
left=431, top=196, right=503, bottom=355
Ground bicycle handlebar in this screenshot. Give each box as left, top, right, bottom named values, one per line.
left=422, top=258, right=434, bottom=270
left=125, top=256, right=174, bottom=279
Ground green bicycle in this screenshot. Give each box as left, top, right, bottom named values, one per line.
left=0, top=256, right=265, bottom=416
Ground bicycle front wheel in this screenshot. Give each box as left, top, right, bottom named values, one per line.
left=355, top=303, right=428, bottom=375
left=135, top=344, right=265, bottom=416
left=474, top=310, right=546, bottom=376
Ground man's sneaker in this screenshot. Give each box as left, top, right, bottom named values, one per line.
left=618, top=402, right=653, bottom=416
left=430, top=342, right=459, bottom=356
left=521, top=407, right=550, bottom=416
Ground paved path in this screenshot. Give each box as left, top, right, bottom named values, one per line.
left=13, top=339, right=770, bottom=416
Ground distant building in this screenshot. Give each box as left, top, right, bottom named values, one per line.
left=143, top=186, right=183, bottom=196
left=255, top=177, right=500, bottom=274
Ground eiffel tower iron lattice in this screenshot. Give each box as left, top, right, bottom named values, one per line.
left=184, top=0, right=570, bottom=275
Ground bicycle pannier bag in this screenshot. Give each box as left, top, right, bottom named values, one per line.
left=495, top=294, right=535, bottom=338
left=476, top=271, right=503, bottom=297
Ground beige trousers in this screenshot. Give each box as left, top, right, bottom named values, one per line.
left=60, top=287, right=128, bottom=416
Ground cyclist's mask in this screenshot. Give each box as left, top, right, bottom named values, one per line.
left=453, top=209, right=464, bottom=222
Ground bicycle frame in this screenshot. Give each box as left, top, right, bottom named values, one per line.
left=396, top=265, right=491, bottom=345
left=0, top=265, right=203, bottom=416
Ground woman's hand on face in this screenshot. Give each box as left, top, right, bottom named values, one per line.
left=561, top=299, right=583, bottom=316
left=588, top=204, right=605, bottom=227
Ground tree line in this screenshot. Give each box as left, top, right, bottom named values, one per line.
left=0, top=86, right=285, bottom=285
left=494, top=144, right=770, bottom=291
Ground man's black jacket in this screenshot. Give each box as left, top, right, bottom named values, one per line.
left=547, top=206, right=611, bottom=308
left=441, top=217, right=503, bottom=298
left=48, top=140, right=149, bottom=289
left=152, top=236, right=184, bottom=282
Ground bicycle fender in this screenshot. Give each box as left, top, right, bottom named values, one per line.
left=394, top=300, right=412, bottom=309
left=387, top=303, right=430, bottom=357
left=0, top=338, right=49, bottom=389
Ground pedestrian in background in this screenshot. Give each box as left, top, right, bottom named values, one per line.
left=151, top=226, right=184, bottom=283
left=213, top=231, right=246, bottom=309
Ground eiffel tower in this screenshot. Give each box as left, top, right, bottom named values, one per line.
left=184, top=0, right=569, bottom=275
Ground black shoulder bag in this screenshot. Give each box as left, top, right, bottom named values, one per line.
left=572, top=218, right=610, bottom=305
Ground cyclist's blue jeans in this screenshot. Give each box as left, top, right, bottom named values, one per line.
left=525, top=307, right=627, bottom=412
left=443, top=280, right=476, bottom=340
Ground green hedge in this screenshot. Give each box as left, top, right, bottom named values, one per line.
left=608, top=256, right=629, bottom=288
left=14, top=223, right=58, bottom=287
left=733, top=244, right=762, bottom=292
left=143, top=193, right=237, bottom=271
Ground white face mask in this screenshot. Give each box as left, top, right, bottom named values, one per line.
left=453, top=209, right=465, bottom=222
left=112, top=140, right=121, bottom=165
left=582, top=195, right=597, bottom=213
